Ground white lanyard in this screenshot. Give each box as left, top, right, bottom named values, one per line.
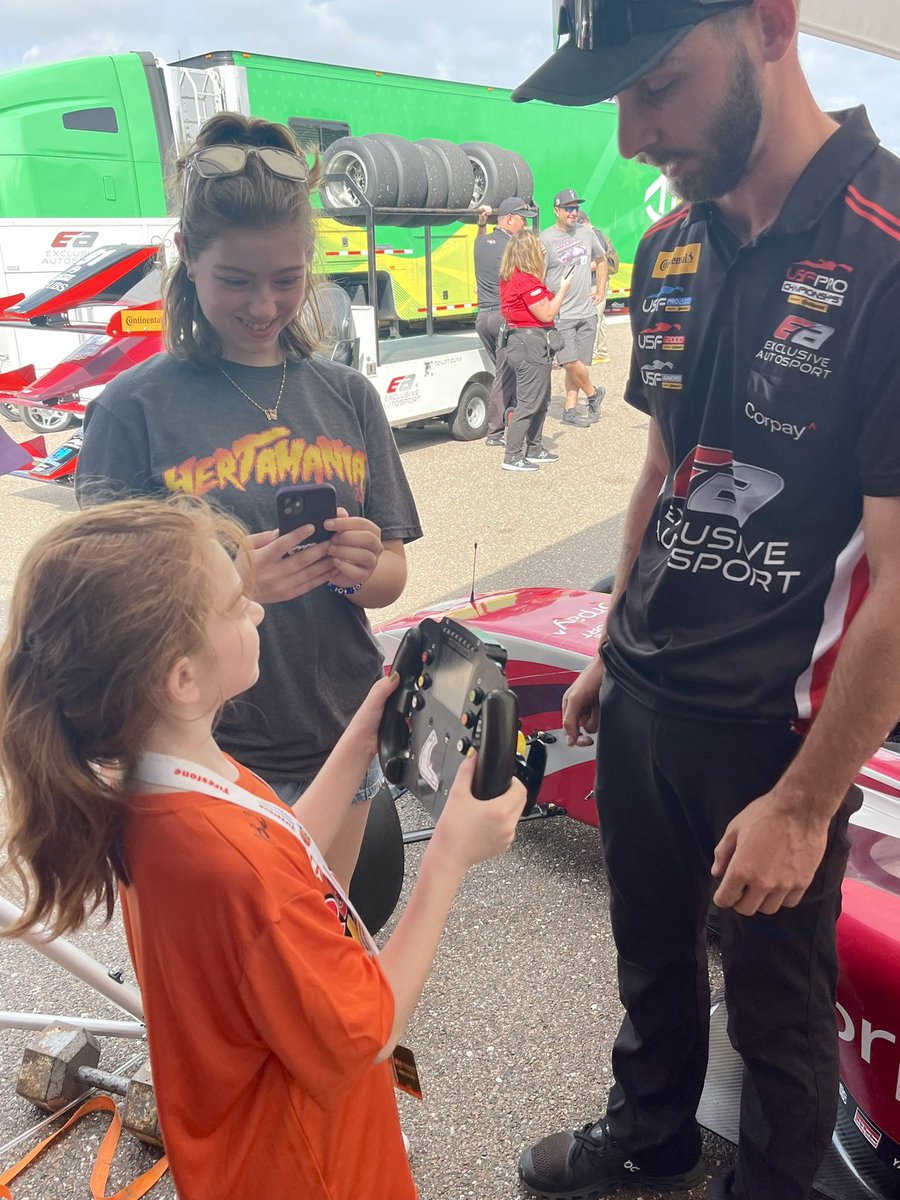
left=133, top=752, right=377, bottom=954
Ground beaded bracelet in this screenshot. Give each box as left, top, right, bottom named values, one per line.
left=327, top=581, right=364, bottom=596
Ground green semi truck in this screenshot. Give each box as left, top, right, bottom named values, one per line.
left=0, top=49, right=676, bottom=321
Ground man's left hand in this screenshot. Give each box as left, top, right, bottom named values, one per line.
left=711, top=794, right=830, bottom=916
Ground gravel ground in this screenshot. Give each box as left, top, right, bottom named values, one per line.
left=0, top=321, right=822, bottom=1198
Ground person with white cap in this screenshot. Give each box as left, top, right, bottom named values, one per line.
left=474, top=197, right=533, bottom=445
left=513, top=3, right=900, bottom=1199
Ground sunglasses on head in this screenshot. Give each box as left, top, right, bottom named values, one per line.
left=183, top=144, right=310, bottom=209
left=187, top=144, right=310, bottom=182
left=553, top=0, right=751, bottom=51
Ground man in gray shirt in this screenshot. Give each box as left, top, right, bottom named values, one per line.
left=541, top=188, right=606, bottom=427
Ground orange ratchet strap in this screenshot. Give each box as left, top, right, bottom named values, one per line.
left=0, top=1095, right=168, bottom=1199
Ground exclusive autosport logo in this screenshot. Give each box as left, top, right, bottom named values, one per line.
left=42, top=229, right=101, bottom=268
left=781, top=258, right=853, bottom=313
left=638, top=322, right=685, bottom=353
left=383, top=374, right=419, bottom=408
left=754, top=314, right=836, bottom=380
left=656, top=447, right=799, bottom=594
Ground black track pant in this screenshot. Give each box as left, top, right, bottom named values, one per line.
left=475, top=309, right=517, bottom=437
left=596, top=675, right=859, bottom=1199
left=504, top=329, right=552, bottom=462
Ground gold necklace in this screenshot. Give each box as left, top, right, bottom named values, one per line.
left=218, top=359, right=287, bottom=422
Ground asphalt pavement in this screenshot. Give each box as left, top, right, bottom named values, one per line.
left=0, top=321, right=821, bottom=1199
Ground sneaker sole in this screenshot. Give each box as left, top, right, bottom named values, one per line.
left=502, top=463, right=539, bottom=472
left=518, top=1158, right=705, bottom=1200
left=525, top=458, right=559, bottom=465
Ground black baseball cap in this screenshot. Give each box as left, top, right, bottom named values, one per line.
left=513, top=0, right=753, bottom=106
left=553, top=188, right=585, bottom=208
left=497, top=196, right=534, bottom=217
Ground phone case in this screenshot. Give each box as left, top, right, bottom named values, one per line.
left=276, top=483, right=337, bottom=544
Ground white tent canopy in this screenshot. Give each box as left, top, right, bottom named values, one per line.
left=799, top=1, right=900, bottom=61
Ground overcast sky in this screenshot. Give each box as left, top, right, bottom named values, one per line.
left=2, top=1, right=898, bottom=153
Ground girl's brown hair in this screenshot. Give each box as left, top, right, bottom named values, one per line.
left=164, top=111, right=325, bottom=366
left=0, top=497, right=252, bottom=938
left=499, top=229, right=547, bottom=283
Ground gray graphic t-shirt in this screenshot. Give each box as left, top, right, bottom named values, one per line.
left=541, top=223, right=605, bottom=321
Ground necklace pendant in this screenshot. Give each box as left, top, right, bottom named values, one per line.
left=264, top=408, right=278, bottom=421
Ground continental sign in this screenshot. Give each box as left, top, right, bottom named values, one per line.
left=119, top=309, right=164, bottom=334
left=652, top=243, right=702, bottom=278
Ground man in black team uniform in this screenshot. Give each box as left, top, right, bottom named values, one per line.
left=474, top=197, right=532, bottom=445
left=512, top=3, right=900, bottom=1199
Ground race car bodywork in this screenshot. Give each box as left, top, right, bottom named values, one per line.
left=0, top=246, right=164, bottom=481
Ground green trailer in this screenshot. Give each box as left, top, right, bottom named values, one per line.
left=0, top=49, right=677, bottom=324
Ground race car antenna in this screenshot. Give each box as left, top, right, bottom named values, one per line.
left=470, top=541, right=478, bottom=606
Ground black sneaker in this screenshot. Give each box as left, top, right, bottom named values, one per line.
left=485, top=436, right=505, bottom=447
left=561, top=408, right=590, bottom=428
left=502, top=458, right=539, bottom=472
left=586, top=387, right=606, bottom=423
left=525, top=449, right=560, bottom=465
left=518, top=1117, right=704, bottom=1200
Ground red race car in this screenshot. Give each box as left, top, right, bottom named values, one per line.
left=375, top=587, right=900, bottom=1200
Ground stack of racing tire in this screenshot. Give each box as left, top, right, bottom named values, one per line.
left=321, top=134, right=534, bottom=225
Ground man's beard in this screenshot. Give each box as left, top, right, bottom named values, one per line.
left=645, top=43, right=762, bottom=202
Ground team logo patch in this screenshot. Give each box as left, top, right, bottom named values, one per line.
left=638, top=322, right=685, bottom=353
left=781, top=258, right=853, bottom=313
left=657, top=448, right=798, bottom=594
left=641, top=359, right=683, bottom=390
left=753, top=315, right=835, bottom=381
left=652, top=242, right=702, bottom=277
left=642, top=284, right=692, bottom=315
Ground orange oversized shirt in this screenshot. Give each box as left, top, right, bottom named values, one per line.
left=120, top=761, right=416, bottom=1200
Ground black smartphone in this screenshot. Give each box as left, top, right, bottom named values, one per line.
left=563, top=261, right=578, bottom=279
left=276, top=483, right=337, bottom=547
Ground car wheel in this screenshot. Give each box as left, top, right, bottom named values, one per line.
left=367, top=133, right=428, bottom=208
left=450, top=378, right=490, bottom=441
left=322, top=136, right=401, bottom=224
left=416, top=138, right=476, bottom=214
left=21, top=405, right=76, bottom=433
left=506, top=148, right=535, bottom=205
left=460, top=142, right=518, bottom=209
left=0, top=402, right=23, bottom=422
left=414, top=140, right=451, bottom=209
left=590, top=571, right=616, bottom=593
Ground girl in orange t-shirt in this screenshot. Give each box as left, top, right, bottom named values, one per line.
left=499, top=229, right=571, bottom=472
left=0, top=496, right=525, bottom=1200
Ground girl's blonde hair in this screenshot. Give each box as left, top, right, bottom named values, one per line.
left=0, top=497, right=252, bottom=938
left=164, top=111, right=325, bottom=365
left=500, top=229, right=547, bottom=283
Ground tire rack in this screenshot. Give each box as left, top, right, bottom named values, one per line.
left=321, top=173, right=538, bottom=358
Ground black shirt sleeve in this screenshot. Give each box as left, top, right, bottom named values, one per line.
left=854, top=273, right=900, bottom=497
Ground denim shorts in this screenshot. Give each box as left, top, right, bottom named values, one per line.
left=269, top=755, right=385, bottom=808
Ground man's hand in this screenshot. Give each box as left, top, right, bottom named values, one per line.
left=711, top=793, right=831, bottom=916
left=561, top=655, right=605, bottom=747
